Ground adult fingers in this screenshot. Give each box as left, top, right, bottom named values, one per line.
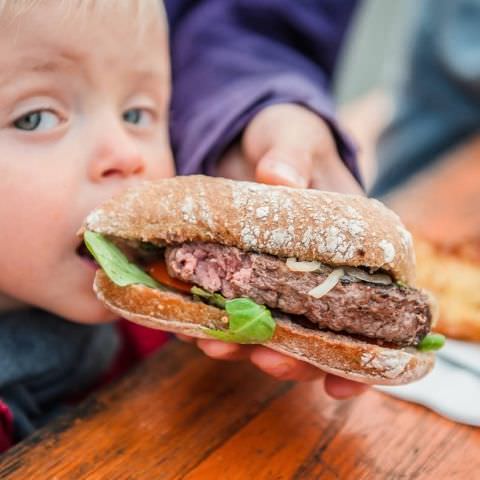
left=175, top=334, right=196, bottom=344
left=324, top=374, right=369, bottom=399
left=255, top=147, right=312, bottom=188
left=310, top=154, right=365, bottom=195
left=196, top=339, right=254, bottom=361
left=249, top=347, right=325, bottom=382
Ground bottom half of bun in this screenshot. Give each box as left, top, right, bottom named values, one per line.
left=94, top=270, right=434, bottom=385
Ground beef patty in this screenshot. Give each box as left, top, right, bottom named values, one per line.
left=165, top=243, right=432, bottom=346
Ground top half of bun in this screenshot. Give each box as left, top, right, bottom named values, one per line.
left=81, top=175, right=416, bottom=284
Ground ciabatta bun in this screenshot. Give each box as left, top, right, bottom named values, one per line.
left=82, top=176, right=436, bottom=385
left=94, top=270, right=434, bottom=385
left=82, top=176, right=416, bottom=284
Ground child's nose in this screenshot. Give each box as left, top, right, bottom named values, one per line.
left=88, top=134, right=145, bottom=182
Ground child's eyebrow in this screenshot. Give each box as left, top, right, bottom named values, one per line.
left=19, top=52, right=82, bottom=74
left=29, top=59, right=76, bottom=74
left=0, top=51, right=84, bottom=87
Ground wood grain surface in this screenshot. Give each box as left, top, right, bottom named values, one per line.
left=0, top=340, right=478, bottom=480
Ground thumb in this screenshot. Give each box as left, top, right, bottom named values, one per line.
left=243, top=104, right=328, bottom=188
left=254, top=147, right=312, bottom=188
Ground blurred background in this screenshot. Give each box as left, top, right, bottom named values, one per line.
left=330, top=1, right=480, bottom=425
left=330, top=0, right=480, bottom=345
left=335, top=0, right=417, bottom=105
left=332, top=0, right=419, bottom=190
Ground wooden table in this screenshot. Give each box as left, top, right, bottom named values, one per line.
left=0, top=340, right=478, bottom=479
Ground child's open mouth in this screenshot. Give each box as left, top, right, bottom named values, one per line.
left=76, top=241, right=98, bottom=269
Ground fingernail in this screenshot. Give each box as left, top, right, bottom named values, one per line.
left=198, top=340, right=238, bottom=357
left=269, top=162, right=308, bottom=188
left=270, top=362, right=293, bottom=377
left=324, top=376, right=369, bottom=399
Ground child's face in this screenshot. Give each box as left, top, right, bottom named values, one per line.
left=0, top=2, right=174, bottom=323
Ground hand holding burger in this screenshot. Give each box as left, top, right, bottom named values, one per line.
left=80, top=176, right=443, bottom=389
left=213, top=104, right=365, bottom=396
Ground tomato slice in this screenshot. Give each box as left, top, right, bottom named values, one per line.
left=147, top=260, right=193, bottom=294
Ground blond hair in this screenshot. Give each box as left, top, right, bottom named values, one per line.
left=0, top=0, right=166, bottom=29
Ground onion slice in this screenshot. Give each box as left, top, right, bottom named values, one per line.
left=286, top=257, right=322, bottom=272
left=308, top=268, right=344, bottom=298
left=344, top=267, right=392, bottom=285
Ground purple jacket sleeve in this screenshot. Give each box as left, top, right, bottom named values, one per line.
left=166, top=0, right=362, bottom=185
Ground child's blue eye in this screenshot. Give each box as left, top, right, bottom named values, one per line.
left=123, top=108, right=153, bottom=127
left=13, top=110, right=60, bottom=132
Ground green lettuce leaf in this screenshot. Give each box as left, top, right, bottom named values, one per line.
left=205, top=297, right=276, bottom=344
left=191, top=286, right=226, bottom=309
left=84, top=234, right=274, bottom=343
left=83, top=231, right=161, bottom=289
left=417, top=333, right=446, bottom=352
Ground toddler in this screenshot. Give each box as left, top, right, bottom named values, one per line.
left=0, top=0, right=173, bottom=448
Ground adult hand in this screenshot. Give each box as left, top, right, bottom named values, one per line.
left=218, top=103, right=363, bottom=194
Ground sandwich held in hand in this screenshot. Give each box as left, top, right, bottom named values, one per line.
left=79, top=176, right=443, bottom=385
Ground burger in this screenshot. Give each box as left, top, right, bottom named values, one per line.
left=79, top=175, right=443, bottom=385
